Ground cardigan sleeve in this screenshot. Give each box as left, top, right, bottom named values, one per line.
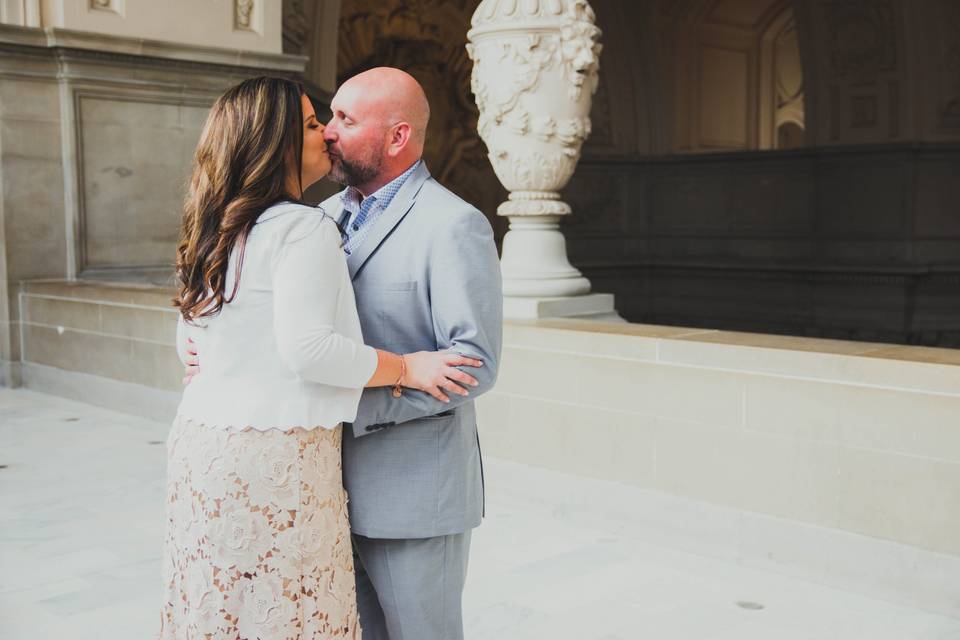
left=272, top=215, right=378, bottom=388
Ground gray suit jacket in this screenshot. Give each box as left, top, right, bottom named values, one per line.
left=320, top=162, right=503, bottom=539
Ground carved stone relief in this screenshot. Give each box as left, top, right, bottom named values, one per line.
left=337, top=0, right=507, bottom=239
left=467, top=0, right=601, bottom=200
left=814, top=0, right=904, bottom=142
left=235, top=0, right=256, bottom=32
left=89, top=0, right=121, bottom=14
left=823, top=0, right=897, bottom=77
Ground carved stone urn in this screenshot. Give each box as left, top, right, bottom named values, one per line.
left=467, top=0, right=603, bottom=304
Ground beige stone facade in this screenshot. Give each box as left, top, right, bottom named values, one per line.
left=0, top=7, right=305, bottom=386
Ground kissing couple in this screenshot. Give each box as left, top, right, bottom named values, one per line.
left=159, top=68, right=502, bottom=640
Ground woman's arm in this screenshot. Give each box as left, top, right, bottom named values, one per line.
left=367, top=349, right=483, bottom=401
left=273, top=216, right=377, bottom=388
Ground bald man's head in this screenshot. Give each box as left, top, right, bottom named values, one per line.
left=324, top=67, right=431, bottom=194
left=348, top=67, right=430, bottom=147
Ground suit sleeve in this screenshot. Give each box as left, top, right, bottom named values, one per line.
left=350, top=208, right=503, bottom=436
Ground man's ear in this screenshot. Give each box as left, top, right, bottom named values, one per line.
left=388, top=122, right=412, bottom=157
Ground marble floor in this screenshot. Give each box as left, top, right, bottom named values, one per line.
left=1, top=388, right=958, bottom=640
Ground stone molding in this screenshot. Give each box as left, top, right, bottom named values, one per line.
left=577, top=260, right=960, bottom=283
left=70, top=90, right=211, bottom=273
left=0, top=23, right=306, bottom=74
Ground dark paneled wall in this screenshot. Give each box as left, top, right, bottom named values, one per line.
left=563, top=144, right=960, bottom=347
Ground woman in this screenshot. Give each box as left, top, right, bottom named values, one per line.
left=160, top=77, right=481, bottom=639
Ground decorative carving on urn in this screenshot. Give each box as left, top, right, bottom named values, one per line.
left=468, top=0, right=602, bottom=298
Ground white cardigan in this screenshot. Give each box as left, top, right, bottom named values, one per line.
left=175, top=202, right=378, bottom=431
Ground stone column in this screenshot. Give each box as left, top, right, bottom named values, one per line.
left=467, top=0, right=621, bottom=321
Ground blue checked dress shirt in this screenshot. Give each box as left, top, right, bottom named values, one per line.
left=340, top=160, right=421, bottom=255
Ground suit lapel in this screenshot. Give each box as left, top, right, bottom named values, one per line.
left=346, top=162, right=431, bottom=280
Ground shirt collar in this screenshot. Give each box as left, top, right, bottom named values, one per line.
left=340, top=159, right=421, bottom=214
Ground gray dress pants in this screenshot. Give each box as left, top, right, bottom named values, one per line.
left=352, top=531, right=472, bottom=640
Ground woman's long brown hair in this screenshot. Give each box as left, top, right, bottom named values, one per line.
left=174, top=76, right=305, bottom=323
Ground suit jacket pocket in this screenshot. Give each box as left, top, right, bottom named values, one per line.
left=378, top=280, right=417, bottom=292
left=422, top=409, right=456, bottom=419
left=377, top=283, right=431, bottom=351
left=389, top=418, right=442, bottom=440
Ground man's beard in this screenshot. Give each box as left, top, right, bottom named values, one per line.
left=327, top=153, right=382, bottom=187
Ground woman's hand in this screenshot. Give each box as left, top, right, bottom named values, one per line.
left=182, top=338, right=200, bottom=385
left=401, top=350, right=484, bottom=403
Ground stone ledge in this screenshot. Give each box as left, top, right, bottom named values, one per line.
left=19, top=279, right=960, bottom=394
left=505, top=318, right=960, bottom=395
left=20, top=362, right=178, bottom=422
left=22, top=279, right=175, bottom=308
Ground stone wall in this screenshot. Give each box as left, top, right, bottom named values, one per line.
left=0, top=24, right=306, bottom=385
left=18, top=280, right=181, bottom=420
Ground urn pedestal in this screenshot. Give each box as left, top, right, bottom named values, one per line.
left=467, top=0, right=621, bottom=321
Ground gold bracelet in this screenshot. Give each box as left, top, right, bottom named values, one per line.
left=392, top=354, right=406, bottom=398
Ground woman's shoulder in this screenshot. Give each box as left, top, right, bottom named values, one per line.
left=256, top=201, right=326, bottom=225
left=255, top=202, right=339, bottom=244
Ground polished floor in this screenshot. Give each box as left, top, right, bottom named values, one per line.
left=1, top=388, right=958, bottom=639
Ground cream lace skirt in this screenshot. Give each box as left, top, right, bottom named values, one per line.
left=159, top=416, right=359, bottom=639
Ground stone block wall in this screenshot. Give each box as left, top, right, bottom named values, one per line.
left=476, top=318, right=960, bottom=616
left=18, top=280, right=180, bottom=420
left=0, top=70, right=69, bottom=386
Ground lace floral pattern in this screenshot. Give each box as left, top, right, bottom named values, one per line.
left=160, top=417, right=359, bottom=639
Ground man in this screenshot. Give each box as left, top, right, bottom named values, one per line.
left=185, top=67, right=502, bottom=639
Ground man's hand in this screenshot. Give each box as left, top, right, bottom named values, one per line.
left=182, top=337, right=200, bottom=386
